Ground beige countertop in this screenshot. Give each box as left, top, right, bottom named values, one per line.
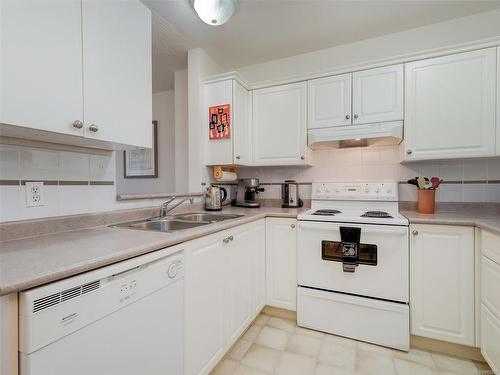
left=0, top=205, right=305, bottom=296
left=2, top=202, right=499, bottom=297
left=400, top=203, right=500, bottom=235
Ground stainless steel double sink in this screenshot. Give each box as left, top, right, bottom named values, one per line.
left=111, top=212, right=244, bottom=233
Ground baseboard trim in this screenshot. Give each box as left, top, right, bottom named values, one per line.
left=262, top=305, right=297, bottom=321
left=411, top=335, right=485, bottom=362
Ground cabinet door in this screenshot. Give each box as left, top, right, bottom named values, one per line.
left=410, top=224, right=475, bottom=346
left=226, top=225, right=253, bottom=346
left=405, top=48, right=496, bottom=160
left=82, top=0, right=152, bottom=148
left=0, top=0, right=83, bottom=136
left=233, top=81, right=252, bottom=165
left=481, top=306, right=500, bottom=374
left=185, top=233, right=227, bottom=375
left=252, top=83, right=307, bottom=165
left=205, top=80, right=233, bottom=165
left=250, top=220, right=266, bottom=316
left=266, top=218, right=297, bottom=311
left=352, top=64, right=403, bottom=125
left=308, top=74, right=351, bottom=129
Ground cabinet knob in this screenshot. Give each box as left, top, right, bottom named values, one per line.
left=412, top=230, right=418, bottom=235
left=228, top=235, right=234, bottom=241
left=300, top=155, right=305, bottom=160
left=353, top=114, right=359, bottom=119
left=407, top=150, right=413, bottom=155
left=236, top=155, right=241, bottom=160
left=88, top=124, right=99, bottom=133
left=345, top=115, right=350, bottom=120
left=72, top=120, right=83, bottom=129
left=290, top=224, right=296, bottom=229
left=223, top=237, right=230, bottom=244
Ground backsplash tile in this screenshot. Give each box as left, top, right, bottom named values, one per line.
left=20, top=148, right=59, bottom=180
left=59, top=151, right=90, bottom=181
left=236, top=145, right=500, bottom=203
left=0, top=144, right=159, bottom=222
left=0, top=144, right=20, bottom=180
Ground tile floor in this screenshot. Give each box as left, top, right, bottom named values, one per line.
left=210, top=314, right=491, bottom=375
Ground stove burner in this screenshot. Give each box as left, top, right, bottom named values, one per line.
left=312, top=209, right=342, bottom=216
left=361, top=211, right=393, bottom=219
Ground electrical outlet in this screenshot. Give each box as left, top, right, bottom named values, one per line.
left=25, top=181, right=44, bottom=207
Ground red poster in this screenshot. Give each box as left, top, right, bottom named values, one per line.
left=209, top=104, right=230, bottom=140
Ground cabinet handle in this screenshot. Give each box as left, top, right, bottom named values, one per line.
left=407, top=150, right=413, bottom=155
left=300, top=155, right=305, bottom=160
left=235, top=155, right=241, bottom=160
left=72, top=120, right=83, bottom=129
left=290, top=224, right=296, bottom=229
left=223, top=237, right=230, bottom=244
left=88, top=124, right=99, bottom=133
left=412, top=230, right=418, bottom=235
left=345, top=115, right=350, bottom=120
left=228, top=235, right=234, bottom=241
left=353, top=114, right=359, bottom=119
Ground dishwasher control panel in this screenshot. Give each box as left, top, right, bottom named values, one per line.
left=18, top=248, right=184, bottom=354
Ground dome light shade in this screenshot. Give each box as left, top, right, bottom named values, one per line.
left=193, top=0, right=237, bottom=26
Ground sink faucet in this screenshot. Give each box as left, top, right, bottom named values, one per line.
left=160, top=196, right=194, bottom=217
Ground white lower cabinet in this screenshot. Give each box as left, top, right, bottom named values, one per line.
left=266, top=218, right=297, bottom=311
left=480, top=230, right=500, bottom=373
left=185, top=219, right=265, bottom=375
left=410, top=224, right=475, bottom=346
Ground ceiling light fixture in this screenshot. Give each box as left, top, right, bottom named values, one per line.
left=193, top=0, right=237, bottom=26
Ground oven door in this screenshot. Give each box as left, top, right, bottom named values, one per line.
left=297, top=221, right=409, bottom=303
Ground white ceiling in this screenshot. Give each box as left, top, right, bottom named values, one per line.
left=148, top=0, right=500, bottom=92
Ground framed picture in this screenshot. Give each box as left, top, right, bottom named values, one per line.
left=123, top=121, right=158, bottom=178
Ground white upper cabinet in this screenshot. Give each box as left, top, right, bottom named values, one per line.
left=308, top=74, right=352, bottom=129
left=204, top=80, right=251, bottom=166
left=82, top=0, right=152, bottom=148
left=352, top=64, right=403, bottom=125
left=410, top=224, right=475, bottom=346
left=0, top=0, right=152, bottom=150
left=405, top=48, right=497, bottom=161
left=252, top=82, right=308, bottom=165
left=0, top=0, right=84, bottom=136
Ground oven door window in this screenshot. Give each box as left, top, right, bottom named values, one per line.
left=322, top=241, right=377, bottom=266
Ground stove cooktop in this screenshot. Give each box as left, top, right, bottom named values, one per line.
left=311, top=209, right=342, bottom=216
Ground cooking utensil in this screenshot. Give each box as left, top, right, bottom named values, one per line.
left=430, top=177, right=443, bottom=189
left=423, top=181, right=433, bottom=189
left=417, top=176, right=426, bottom=189
left=407, top=179, right=419, bottom=187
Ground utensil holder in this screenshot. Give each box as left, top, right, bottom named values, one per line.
left=417, top=189, right=436, bottom=214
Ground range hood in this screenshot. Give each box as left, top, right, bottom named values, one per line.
left=308, top=121, right=403, bottom=149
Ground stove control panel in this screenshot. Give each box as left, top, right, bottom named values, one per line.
left=312, top=182, right=398, bottom=201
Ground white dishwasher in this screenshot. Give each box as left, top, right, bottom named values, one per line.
left=18, top=246, right=184, bottom=375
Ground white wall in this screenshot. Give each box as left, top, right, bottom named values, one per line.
left=174, top=69, right=188, bottom=192
left=187, top=48, right=224, bottom=192
left=237, top=9, right=500, bottom=86
left=237, top=146, right=500, bottom=203
left=116, top=90, right=176, bottom=194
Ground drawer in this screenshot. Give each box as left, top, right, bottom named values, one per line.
left=481, top=256, right=500, bottom=320
left=481, top=230, right=500, bottom=264
left=297, top=287, right=409, bottom=351
left=481, top=305, right=500, bottom=373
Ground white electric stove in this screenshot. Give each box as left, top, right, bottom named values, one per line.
left=297, top=182, right=410, bottom=351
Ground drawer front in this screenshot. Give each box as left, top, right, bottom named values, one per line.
left=481, top=306, right=500, bottom=373
left=481, top=230, right=500, bottom=264
left=481, top=256, right=500, bottom=320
